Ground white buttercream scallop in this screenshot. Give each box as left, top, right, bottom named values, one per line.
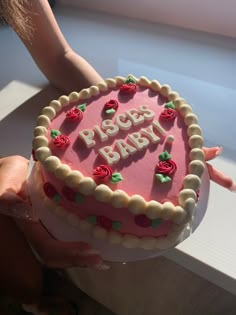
left=94, top=185, right=113, bottom=203
left=79, top=177, right=96, bottom=195
left=49, top=100, right=61, bottom=112
left=108, top=231, right=122, bottom=244
left=114, top=76, right=126, bottom=85
left=122, top=235, right=140, bottom=248
left=93, top=226, right=108, bottom=240
left=178, top=189, right=196, bottom=207
left=168, top=91, right=180, bottom=101
left=189, top=160, right=205, bottom=177
left=34, top=126, right=47, bottom=137
left=36, top=115, right=50, bottom=128
left=32, top=136, right=48, bottom=150
left=69, top=91, right=80, bottom=102
left=67, top=213, right=80, bottom=227
left=189, top=148, right=205, bottom=162
left=172, top=206, right=187, bottom=224
left=65, top=170, right=83, bottom=189
left=35, top=147, right=52, bottom=161
left=97, top=82, right=108, bottom=92
left=160, top=84, right=171, bottom=97
left=111, top=190, right=129, bottom=208
left=55, top=164, right=71, bottom=180
left=79, top=220, right=92, bottom=232
left=79, top=89, right=91, bottom=99
left=54, top=206, right=67, bottom=218
left=59, top=95, right=70, bottom=107
left=146, top=200, right=163, bottom=219
left=43, top=156, right=60, bottom=172
left=184, top=198, right=196, bottom=214
left=155, top=236, right=178, bottom=250
left=184, top=113, right=198, bottom=126
left=179, top=104, right=192, bottom=117
left=173, top=97, right=186, bottom=110
left=138, top=76, right=150, bottom=87
left=139, top=237, right=156, bottom=250
left=188, top=135, right=204, bottom=149
left=162, top=202, right=176, bottom=220
left=105, top=78, right=117, bottom=88
left=128, top=194, right=147, bottom=214
left=41, top=106, right=56, bottom=119
left=187, top=124, right=202, bottom=137
left=89, top=85, right=100, bottom=96
left=150, top=80, right=161, bottom=91
left=184, top=174, right=201, bottom=191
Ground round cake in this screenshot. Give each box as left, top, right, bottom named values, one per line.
left=29, top=75, right=206, bottom=260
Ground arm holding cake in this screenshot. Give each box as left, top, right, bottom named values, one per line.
left=0, top=0, right=104, bottom=268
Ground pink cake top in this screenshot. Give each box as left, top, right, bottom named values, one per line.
left=46, top=85, right=189, bottom=206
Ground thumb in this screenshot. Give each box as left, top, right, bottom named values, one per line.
left=0, top=191, right=37, bottom=221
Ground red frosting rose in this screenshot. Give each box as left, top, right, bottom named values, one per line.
left=119, top=83, right=137, bottom=94
left=155, top=159, right=177, bottom=176
left=66, top=107, right=83, bottom=121
left=53, top=134, right=70, bottom=148
left=43, top=182, right=58, bottom=199
left=93, top=165, right=112, bottom=182
left=104, top=99, right=119, bottom=111
left=160, top=108, right=177, bottom=121
left=97, top=215, right=113, bottom=230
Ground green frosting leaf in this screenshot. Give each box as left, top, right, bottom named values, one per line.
left=159, top=150, right=172, bottom=161
left=87, top=215, right=97, bottom=225
left=75, top=193, right=84, bottom=204
left=112, top=221, right=122, bottom=230
left=50, top=129, right=61, bottom=139
left=111, top=173, right=123, bottom=183
left=151, top=218, right=163, bottom=228
left=125, top=77, right=136, bottom=84
left=155, top=174, right=172, bottom=183
left=53, top=194, right=61, bottom=203
left=164, top=101, right=175, bottom=109
left=77, top=103, right=87, bottom=112
left=105, top=108, right=116, bottom=115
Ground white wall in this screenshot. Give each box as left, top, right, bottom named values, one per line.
left=59, top=0, right=236, bottom=38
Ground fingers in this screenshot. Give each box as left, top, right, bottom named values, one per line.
left=207, top=163, right=236, bottom=191
left=202, top=146, right=223, bottom=161
left=0, top=156, right=30, bottom=219
left=0, top=191, right=34, bottom=219
left=17, top=219, right=103, bottom=269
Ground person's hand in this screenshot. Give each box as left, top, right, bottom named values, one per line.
left=203, top=147, right=236, bottom=191
left=17, top=218, right=103, bottom=269
left=0, top=156, right=106, bottom=269
left=0, top=155, right=31, bottom=218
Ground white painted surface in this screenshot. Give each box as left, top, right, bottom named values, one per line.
left=0, top=5, right=236, bottom=294
left=59, top=0, right=236, bottom=38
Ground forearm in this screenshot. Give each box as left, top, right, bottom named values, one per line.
left=17, top=0, right=103, bottom=94
left=44, top=49, right=103, bottom=94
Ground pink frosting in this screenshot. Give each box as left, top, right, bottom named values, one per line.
left=41, top=86, right=190, bottom=238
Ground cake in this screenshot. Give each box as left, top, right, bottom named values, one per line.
left=30, top=75, right=206, bottom=256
